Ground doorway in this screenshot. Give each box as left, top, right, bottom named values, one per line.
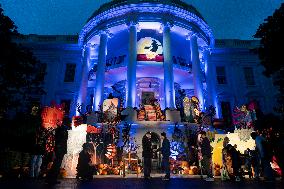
left=221, top=101, right=232, bottom=128
left=141, top=91, right=155, bottom=105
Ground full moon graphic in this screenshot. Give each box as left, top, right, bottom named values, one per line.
left=137, top=37, right=163, bottom=59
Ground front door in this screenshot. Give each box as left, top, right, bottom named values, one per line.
left=141, top=92, right=155, bottom=105
left=221, top=101, right=232, bottom=128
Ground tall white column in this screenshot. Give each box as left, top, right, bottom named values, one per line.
left=126, top=22, right=137, bottom=108
left=190, top=34, right=204, bottom=110
left=94, top=31, right=108, bottom=111
left=77, top=44, right=90, bottom=115
left=204, top=48, right=218, bottom=116
left=163, top=22, right=175, bottom=109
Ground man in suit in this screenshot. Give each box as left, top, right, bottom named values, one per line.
left=156, top=132, right=171, bottom=180
left=142, top=131, right=152, bottom=179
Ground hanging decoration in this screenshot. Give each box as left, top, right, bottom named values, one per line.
left=105, top=144, right=117, bottom=159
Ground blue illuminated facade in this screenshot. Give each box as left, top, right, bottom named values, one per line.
left=17, top=0, right=277, bottom=120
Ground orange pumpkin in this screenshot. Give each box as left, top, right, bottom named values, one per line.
left=183, top=168, right=190, bottom=175
left=101, top=169, right=108, bottom=175
left=191, top=166, right=199, bottom=175
left=59, top=168, right=67, bottom=178
left=98, top=164, right=104, bottom=169
left=181, top=161, right=189, bottom=168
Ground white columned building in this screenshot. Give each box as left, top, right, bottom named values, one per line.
left=190, top=33, right=204, bottom=110
left=203, top=48, right=219, bottom=116
left=93, top=31, right=108, bottom=111
left=77, top=43, right=90, bottom=114
left=163, top=22, right=175, bottom=109
left=126, top=22, right=138, bottom=108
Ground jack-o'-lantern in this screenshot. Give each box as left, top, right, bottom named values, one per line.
left=190, top=166, right=198, bottom=175
left=101, top=169, right=108, bottom=175
left=214, top=164, right=221, bottom=176
left=181, top=161, right=189, bottom=167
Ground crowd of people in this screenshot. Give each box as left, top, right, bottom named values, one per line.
left=3, top=105, right=282, bottom=184
left=28, top=127, right=283, bottom=184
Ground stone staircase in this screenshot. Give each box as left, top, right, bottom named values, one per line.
left=144, top=105, right=156, bottom=121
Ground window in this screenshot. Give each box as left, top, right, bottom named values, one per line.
left=64, top=63, right=76, bottom=82
left=60, top=99, right=71, bottom=115
left=243, top=67, right=255, bottom=86
left=38, top=63, right=47, bottom=81
left=221, top=101, right=232, bottom=127
left=216, top=66, right=227, bottom=84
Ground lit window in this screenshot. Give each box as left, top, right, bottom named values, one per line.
left=216, top=66, right=227, bottom=84
left=243, top=67, right=255, bottom=86
left=64, top=63, right=76, bottom=82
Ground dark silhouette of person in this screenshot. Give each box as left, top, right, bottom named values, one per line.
left=76, top=143, right=95, bottom=180
left=46, top=123, right=68, bottom=185
left=142, top=132, right=152, bottom=179
left=156, top=132, right=171, bottom=180
left=200, top=131, right=214, bottom=181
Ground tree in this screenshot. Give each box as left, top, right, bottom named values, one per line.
left=254, top=3, right=284, bottom=119
left=0, top=5, right=44, bottom=118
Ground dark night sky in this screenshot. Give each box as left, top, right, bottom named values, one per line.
left=0, top=0, right=283, bottom=39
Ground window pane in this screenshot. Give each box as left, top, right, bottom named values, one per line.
left=38, top=63, right=47, bottom=81
left=216, top=66, right=227, bottom=84
left=64, top=63, right=76, bottom=82
left=244, top=67, right=255, bottom=85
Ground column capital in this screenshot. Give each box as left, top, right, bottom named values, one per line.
left=186, top=31, right=198, bottom=40
left=81, top=43, right=91, bottom=57
left=126, top=20, right=140, bottom=32
left=98, top=29, right=113, bottom=39
left=200, top=46, right=212, bottom=55
left=161, top=21, right=174, bottom=30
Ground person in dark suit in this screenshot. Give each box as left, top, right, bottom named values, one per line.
left=142, top=131, right=152, bottom=179
left=46, top=123, right=68, bottom=185
left=156, top=132, right=171, bottom=180
left=200, top=131, right=214, bottom=181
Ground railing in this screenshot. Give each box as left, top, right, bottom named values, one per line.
left=87, top=0, right=204, bottom=22
left=215, top=39, right=260, bottom=49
